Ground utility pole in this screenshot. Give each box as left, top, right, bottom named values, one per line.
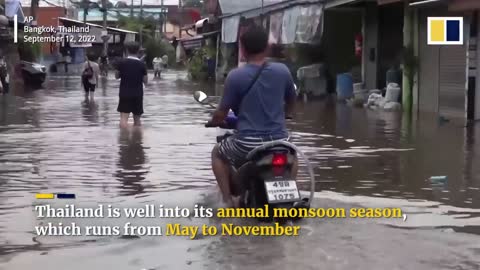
left=179, top=0, right=182, bottom=38
left=139, top=0, right=144, bottom=46
left=260, top=0, right=264, bottom=23
left=158, top=10, right=165, bottom=37
left=101, top=0, right=108, bottom=57
left=81, top=0, right=90, bottom=25
left=83, top=8, right=87, bottom=25
left=161, top=0, right=164, bottom=35
left=130, top=0, right=134, bottom=18
left=31, top=0, right=39, bottom=23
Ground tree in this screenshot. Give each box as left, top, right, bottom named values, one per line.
left=183, top=0, right=203, bottom=8
left=115, top=1, right=128, bottom=8
left=30, top=0, right=39, bottom=20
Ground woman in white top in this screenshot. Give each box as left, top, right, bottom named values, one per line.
left=152, top=56, right=163, bottom=78
left=81, top=55, right=101, bottom=100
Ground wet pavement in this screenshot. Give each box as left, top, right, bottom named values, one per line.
left=0, top=71, right=480, bottom=270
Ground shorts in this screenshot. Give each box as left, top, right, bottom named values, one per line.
left=117, top=96, right=144, bottom=116
left=83, top=80, right=96, bottom=92
left=218, top=134, right=289, bottom=168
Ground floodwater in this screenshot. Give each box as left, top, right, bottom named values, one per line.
left=0, top=71, right=480, bottom=270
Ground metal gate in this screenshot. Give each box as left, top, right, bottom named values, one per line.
left=438, top=44, right=467, bottom=119
left=418, top=8, right=467, bottom=120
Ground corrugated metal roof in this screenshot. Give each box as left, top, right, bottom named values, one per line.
left=20, top=0, right=179, bottom=7
left=59, top=17, right=138, bottom=33
left=218, top=0, right=288, bottom=15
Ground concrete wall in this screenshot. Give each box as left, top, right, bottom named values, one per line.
left=476, top=13, right=480, bottom=120
left=24, top=7, right=67, bottom=56
left=377, top=2, right=404, bottom=88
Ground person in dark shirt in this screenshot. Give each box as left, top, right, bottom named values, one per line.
left=115, top=42, right=148, bottom=128
left=208, top=25, right=297, bottom=207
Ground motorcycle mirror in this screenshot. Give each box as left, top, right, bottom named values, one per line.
left=194, top=91, right=208, bottom=103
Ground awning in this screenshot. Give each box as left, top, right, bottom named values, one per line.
left=58, top=17, right=138, bottom=34
left=324, top=0, right=361, bottom=9
left=106, top=26, right=138, bottom=34
left=180, top=31, right=219, bottom=49
left=409, top=0, right=444, bottom=7
left=448, top=0, right=480, bottom=11
left=377, top=0, right=403, bottom=5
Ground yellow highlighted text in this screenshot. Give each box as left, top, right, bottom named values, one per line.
left=221, top=223, right=300, bottom=236
left=216, top=206, right=404, bottom=219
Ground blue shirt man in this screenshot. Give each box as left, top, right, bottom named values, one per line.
left=208, top=25, right=297, bottom=207
left=220, top=62, right=296, bottom=139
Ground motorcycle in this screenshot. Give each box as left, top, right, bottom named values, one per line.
left=194, top=91, right=315, bottom=222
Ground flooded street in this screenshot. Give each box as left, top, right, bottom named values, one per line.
left=0, top=71, right=480, bottom=270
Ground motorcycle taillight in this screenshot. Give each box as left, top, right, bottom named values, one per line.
left=272, top=153, right=287, bottom=166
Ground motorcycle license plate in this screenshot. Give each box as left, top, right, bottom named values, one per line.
left=264, top=180, right=300, bottom=203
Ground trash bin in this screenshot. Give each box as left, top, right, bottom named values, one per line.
left=386, top=68, right=402, bottom=85
left=336, top=73, right=353, bottom=100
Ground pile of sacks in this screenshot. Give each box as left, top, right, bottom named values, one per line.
left=365, top=83, right=402, bottom=111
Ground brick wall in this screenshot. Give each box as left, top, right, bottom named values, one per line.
left=24, top=7, right=67, bottom=56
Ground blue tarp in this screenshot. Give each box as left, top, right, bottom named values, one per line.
left=5, top=0, right=25, bottom=21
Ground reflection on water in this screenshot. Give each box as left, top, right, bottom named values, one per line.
left=0, top=72, right=479, bottom=269
left=286, top=99, right=480, bottom=210
left=115, top=128, right=148, bottom=196
left=81, top=98, right=99, bottom=124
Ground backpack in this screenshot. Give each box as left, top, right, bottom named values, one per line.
left=82, top=61, right=93, bottom=80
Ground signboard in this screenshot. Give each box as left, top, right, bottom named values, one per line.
left=182, top=38, right=203, bottom=50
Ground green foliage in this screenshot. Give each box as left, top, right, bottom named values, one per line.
left=17, top=34, right=41, bottom=61
left=183, top=0, right=206, bottom=15
left=117, top=15, right=175, bottom=69
left=402, top=45, right=418, bottom=76
left=183, top=0, right=203, bottom=8
left=117, top=15, right=158, bottom=41
left=187, top=46, right=215, bottom=81
left=145, top=38, right=175, bottom=68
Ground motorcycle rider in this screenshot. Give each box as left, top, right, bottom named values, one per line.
left=208, top=25, right=297, bottom=207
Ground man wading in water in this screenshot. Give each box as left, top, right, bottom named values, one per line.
left=115, top=42, right=148, bottom=128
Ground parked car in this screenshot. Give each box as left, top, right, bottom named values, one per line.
left=20, top=61, right=46, bottom=86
